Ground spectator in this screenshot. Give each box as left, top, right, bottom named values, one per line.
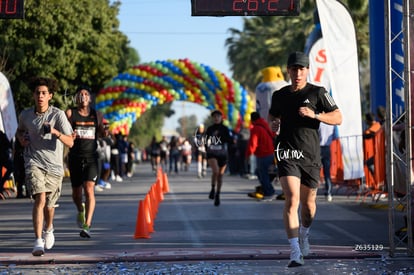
left=181, top=139, right=192, bottom=172
left=194, top=124, right=207, bottom=178
left=237, top=125, right=250, bottom=178
left=99, top=129, right=114, bottom=187
left=169, top=136, right=180, bottom=174
left=96, top=135, right=112, bottom=191
left=319, top=123, right=336, bottom=202
left=126, top=141, right=135, bottom=177
left=0, top=130, right=13, bottom=199
left=245, top=112, right=276, bottom=201
left=13, top=136, right=27, bottom=199
left=363, top=112, right=382, bottom=177
left=159, top=136, right=169, bottom=172
left=110, top=134, right=122, bottom=182
left=118, top=135, right=129, bottom=177
left=149, top=136, right=161, bottom=173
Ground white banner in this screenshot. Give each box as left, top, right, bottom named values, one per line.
left=315, top=0, right=364, bottom=179
left=0, top=72, right=18, bottom=141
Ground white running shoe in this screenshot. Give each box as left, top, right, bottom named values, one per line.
left=32, top=238, right=45, bottom=256
left=43, top=228, right=55, bottom=250
left=103, top=181, right=111, bottom=189
left=95, top=184, right=104, bottom=192
left=115, top=175, right=123, bottom=182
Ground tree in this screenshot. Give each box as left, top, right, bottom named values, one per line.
left=128, top=103, right=174, bottom=149
left=0, top=0, right=133, bottom=112
left=176, top=114, right=198, bottom=138
left=225, top=0, right=369, bottom=93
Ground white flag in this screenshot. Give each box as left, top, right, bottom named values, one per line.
left=0, top=72, right=18, bottom=141
left=316, top=0, right=364, bottom=179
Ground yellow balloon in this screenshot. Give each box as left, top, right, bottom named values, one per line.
left=96, top=94, right=104, bottom=102
left=111, top=92, right=119, bottom=100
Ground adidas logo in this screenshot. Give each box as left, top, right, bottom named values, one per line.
left=303, top=99, right=311, bottom=104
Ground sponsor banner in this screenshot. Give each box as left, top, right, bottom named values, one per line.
left=391, top=0, right=405, bottom=120
left=315, top=0, right=364, bottom=179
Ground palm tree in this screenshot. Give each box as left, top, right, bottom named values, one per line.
left=225, top=0, right=369, bottom=93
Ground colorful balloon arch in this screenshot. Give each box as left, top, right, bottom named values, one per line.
left=95, top=58, right=254, bottom=135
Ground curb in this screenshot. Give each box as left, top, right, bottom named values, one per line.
left=0, top=246, right=382, bottom=265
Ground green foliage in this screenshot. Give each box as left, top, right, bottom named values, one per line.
left=128, top=103, right=173, bottom=149
left=0, top=0, right=136, bottom=112
left=0, top=0, right=369, bottom=143
left=176, top=114, right=199, bottom=139
left=225, top=0, right=369, bottom=92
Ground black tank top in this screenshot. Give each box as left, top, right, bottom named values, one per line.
left=69, top=108, right=98, bottom=158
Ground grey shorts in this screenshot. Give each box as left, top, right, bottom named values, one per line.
left=277, top=160, right=320, bottom=189
left=26, top=166, right=63, bottom=207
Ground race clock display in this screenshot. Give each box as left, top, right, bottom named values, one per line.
left=0, top=0, right=24, bottom=19
left=191, top=0, right=300, bottom=16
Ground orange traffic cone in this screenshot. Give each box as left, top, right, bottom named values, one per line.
left=156, top=178, right=164, bottom=202
left=149, top=185, right=159, bottom=215
left=144, top=195, right=155, bottom=233
left=134, top=200, right=151, bottom=239
left=162, top=172, right=170, bottom=193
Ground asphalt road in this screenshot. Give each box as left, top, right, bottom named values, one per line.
left=0, top=161, right=413, bottom=274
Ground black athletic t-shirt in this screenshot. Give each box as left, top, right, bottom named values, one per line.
left=205, top=123, right=232, bottom=157
left=269, top=83, right=338, bottom=166
left=69, top=108, right=98, bottom=158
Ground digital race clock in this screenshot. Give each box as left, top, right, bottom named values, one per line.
left=0, top=0, right=24, bottom=19
left=191, top=0, right=300, bottom=16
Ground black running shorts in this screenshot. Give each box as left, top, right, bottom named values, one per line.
left=68, top=155, right=99, bottom=187
left=207, top=154, right=227, bottom=168
left=277, top=159, right=320, bottom=189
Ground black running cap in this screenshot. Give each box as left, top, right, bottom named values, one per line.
left=287, top=52, right=309, bottom=68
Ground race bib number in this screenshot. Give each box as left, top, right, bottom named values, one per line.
left=76, top=126, right=95, bottom=140
left=209, top=145, right=223, bottom=151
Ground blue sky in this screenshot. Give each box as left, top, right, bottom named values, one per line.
left=116, top=0, right=244, bottom=132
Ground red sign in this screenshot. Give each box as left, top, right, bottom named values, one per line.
left=0, top=0, right=24, bottom=19
left=191, top=0, right=300, bottom=16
